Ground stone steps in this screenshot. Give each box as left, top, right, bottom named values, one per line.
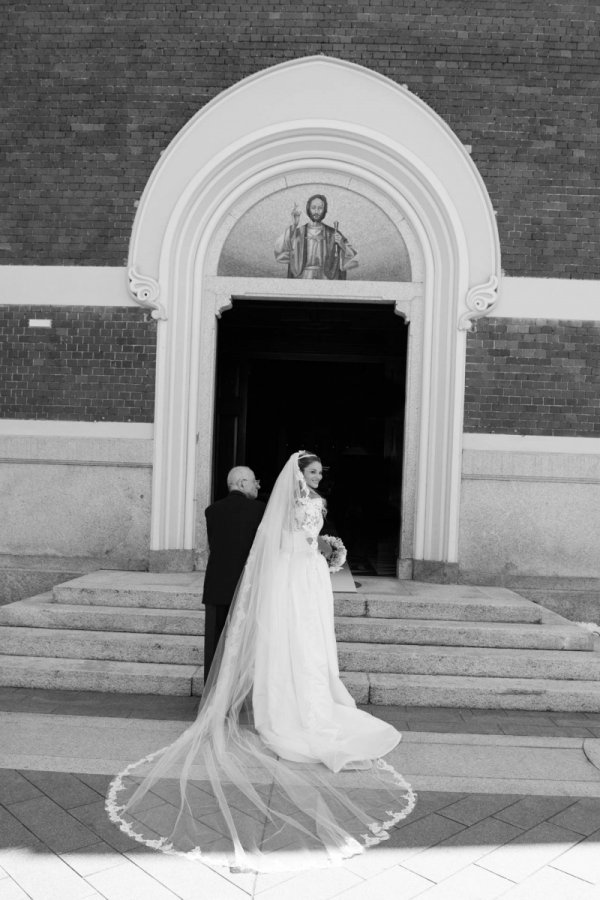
left=0, top=655, right=198, bottom=695
left=334, top=616, right=593, bottom=651
left=0, top=571, right=598, bottom=710
left=367, top=673, right=600, bottom=712
left=52, top=571, right=205, bottom=609
left=338, top=642, right=600, bottom=680
left=0, top=595, right=205, bottom=636
left=0, top=626, right=202, bottom=665
left=333, top=590, right=542, bottom=623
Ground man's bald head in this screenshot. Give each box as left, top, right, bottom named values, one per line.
left=227, top=466, right=260, bottom=499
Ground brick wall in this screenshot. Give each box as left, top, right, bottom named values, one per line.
left=2, top=2, right=599, bottom=276
left=0, top=307, right=156, bottom=421
left=464, top=318, right=600, bottom=436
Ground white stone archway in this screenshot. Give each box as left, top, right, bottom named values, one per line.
left=127, top=56, right=500, bottom=573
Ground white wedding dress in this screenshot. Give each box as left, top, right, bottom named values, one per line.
left=106, top=453, right=415, bottom=872
left=254, top=492, right=400, bottom=771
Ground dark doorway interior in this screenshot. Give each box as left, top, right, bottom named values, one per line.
left=213, top=300, right=408, bottom=575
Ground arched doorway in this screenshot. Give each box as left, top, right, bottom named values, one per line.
left=126, top=56, right=500, bottom=575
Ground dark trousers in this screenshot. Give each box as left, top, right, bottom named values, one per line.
left=203, top=604, right=230, bottom=684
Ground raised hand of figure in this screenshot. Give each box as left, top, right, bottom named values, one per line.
left=292, top=203, right=301, bottom=227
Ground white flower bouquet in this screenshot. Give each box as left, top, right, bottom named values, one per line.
left=319, top=535, right=347, bottom=573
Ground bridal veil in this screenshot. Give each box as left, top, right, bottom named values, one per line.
left=106, top=452, right=415, bottom=872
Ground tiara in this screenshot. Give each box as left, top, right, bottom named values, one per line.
left=298, top=450, right=316, bottom=460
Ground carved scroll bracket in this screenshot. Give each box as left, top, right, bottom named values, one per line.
left=128, top=267, right=167, bottom=321
left=458, top=275, right=499, bottom=332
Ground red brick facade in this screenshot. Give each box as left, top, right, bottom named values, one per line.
left=0, top=307, right=156, bottom=421
left=3, top=2, right=599, bottom=277
left=465, top=318, right=600, bottom=436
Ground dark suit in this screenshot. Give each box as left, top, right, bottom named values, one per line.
left=202, top=490, right=265, bottom=682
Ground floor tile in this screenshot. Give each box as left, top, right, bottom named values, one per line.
left=20, top=770, right=102, bottom=809
left=0, top=769, right=43, bottom=805
left=7, top=795, right=99, bottom=854
left=494, top=795, right=578, bottom=830
left=402, top=863, right=512, bottom=898
left=258, top=865, right=362, bottom=900
left=343, top=813, right=466, bottom=879
left=496, top=864, right=599, bottom=898
left=0, top=842, right=99, bottom=900
left=126, top=848, right=254, bottom=898
left=402, top=816, right=522, bottom=882
left=0, top=804, right=41, bottom=849
left=60, top=841, right=127, bottom=877
left=550, top=827, right=600, bottom=883
left=477, top=821, right=582, bottom=882
left=439, top=793, right=519, bottom=826
left=69, top=799, right=149, bottom=853
left=333, top=864, right=433, bottom=899
left=87, top=857, right=183, bottom=899
left=548, top=798, right=600, bottom=836
left=72, top=773, right=113, bottom=795
left=0, top=875, right=32, bottom=900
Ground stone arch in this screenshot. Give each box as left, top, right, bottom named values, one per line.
left=127, top=56, right=500, bottom=571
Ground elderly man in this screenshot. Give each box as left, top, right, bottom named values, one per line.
left=202, top=466, right=265, bottom=683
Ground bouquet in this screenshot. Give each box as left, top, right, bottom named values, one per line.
left=319, top=535, right=347, bottom=573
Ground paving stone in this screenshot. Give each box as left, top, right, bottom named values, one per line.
left=331, top=864, right=433, bottom=898
left=257, top=865, right=362, bottom=900
left=402, top=815, right=523, bottom=882
left=550, top=826, right=600, bottom=883
left=548, top=797, right=600, bottom=836
left=403, top=862, right=513, bottom=898
left=0, top=875, right=33, bottom=900
left=501, top=724, right=594, bottom=738
left=69, top=799, right=154, bottom=853
left=494, top=795, right=579, bottom=830
left=0, top=804, right=40, bottom=848
left=477, top=821, right=582, bottom=882
left=494, top=865, right=599, bottom=898
left=20, top=770, right=102, bottom=809
left=127, top=847, right=263, bottom=899
left=86, top=858, right=184, bottom=899
left=343, top=813, right=466, bottom=879
left=72, top=773, right=113, bottom=794
left=8, top=795, right=100, bottom=853
left=399, top=791, right=469, bottom=822
left=439, top=793, right=520, bottom=826
left=0, top=769, right=43, bottom=805
left=60, top=841, right=127, bottom=877
left=0, top=841, right=100, bottom=900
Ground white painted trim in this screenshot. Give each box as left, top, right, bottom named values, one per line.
left=0, top=266, right=134, bottom=306
left=496, top=277, right=600, bottom=320
left=463, top=433, right=600, bottom=455
left=0, top=268, right=597, bottom=321
left=0, top=420, right=154, bottom=439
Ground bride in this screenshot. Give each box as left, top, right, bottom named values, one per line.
left=106, top=451, right=415, bottom=872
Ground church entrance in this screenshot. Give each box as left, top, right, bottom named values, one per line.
left=213, top=300, right=408, bottom=575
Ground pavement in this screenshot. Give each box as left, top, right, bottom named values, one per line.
left=1, top=689, right=600, bottom=899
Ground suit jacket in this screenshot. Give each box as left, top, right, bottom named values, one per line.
left=202, top=490, right=266, bottom=607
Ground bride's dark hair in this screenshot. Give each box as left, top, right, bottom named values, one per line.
left=298, top=451, right=321, bottom=473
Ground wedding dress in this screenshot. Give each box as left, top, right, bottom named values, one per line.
left=106, top=452, right=415, bottom=872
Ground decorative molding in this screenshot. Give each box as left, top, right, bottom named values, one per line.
left=1, top=268, right=598, bottom=321
left=462, top=433, right=600, bottom=455
left=0, top=420, right=154, bottom=439
left=127, top=267, right=167, bottom=320
left=0, top=458, right=152, bottom=469
left=458, top=275, right=499, bottom=331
